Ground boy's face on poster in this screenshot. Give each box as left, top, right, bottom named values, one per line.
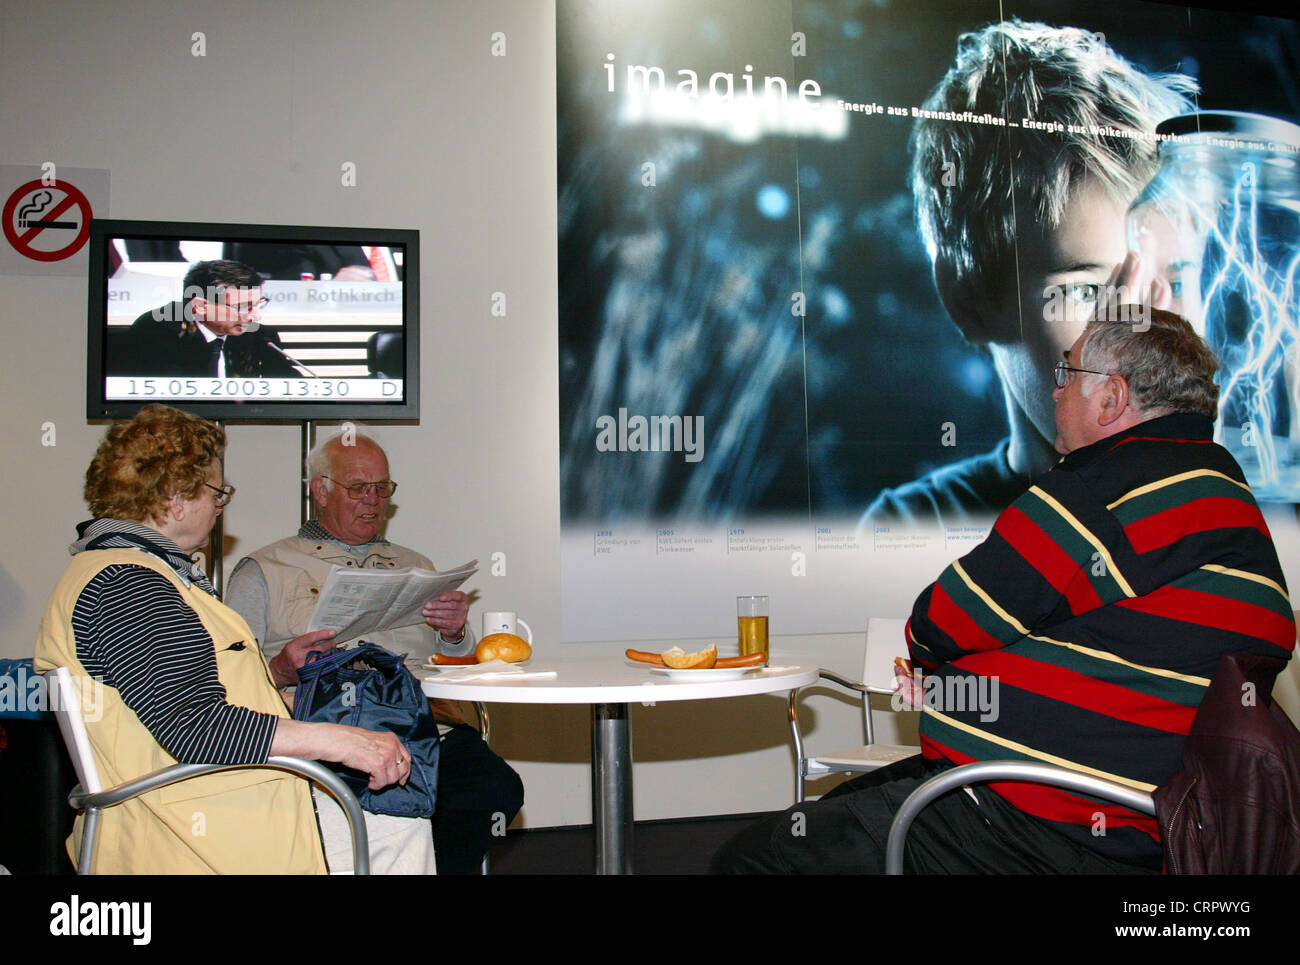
left=989, top=176, right=1131, bottom=450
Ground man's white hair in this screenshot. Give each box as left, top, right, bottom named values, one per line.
left=305, top=425, right=383, bottom=485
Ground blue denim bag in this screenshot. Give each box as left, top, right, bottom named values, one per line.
left=292, top=643, right=439, bottom=818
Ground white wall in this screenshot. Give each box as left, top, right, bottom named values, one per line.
left=2, top=0, right=1295, bottom=832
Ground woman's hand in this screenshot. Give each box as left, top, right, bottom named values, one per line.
left=333, top=724, right=410, bottom=790
left=271, top=718, right=410, bottom=790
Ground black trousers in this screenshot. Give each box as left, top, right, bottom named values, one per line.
left=432, top=725, right=525, bottom=875
left=710, top=756, right=1158, bottom=874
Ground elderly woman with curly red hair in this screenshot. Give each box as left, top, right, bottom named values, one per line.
left=35, top=404, right=424, bottom=873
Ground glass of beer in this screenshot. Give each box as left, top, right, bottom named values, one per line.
left=737, top=595, right=769, bottom=657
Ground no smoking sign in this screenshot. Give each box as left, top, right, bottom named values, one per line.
left=0, top=166, right=109, bottom=276
left=3, top=179, right=92, bottom=261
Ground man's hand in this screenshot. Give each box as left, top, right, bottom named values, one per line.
left=422, top=590, right=469, bottom=639
left=268, top=628, right=337, bottom=689
left=892, top=658, right=923, bottom=709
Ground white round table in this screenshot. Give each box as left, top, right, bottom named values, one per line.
left=419, top=655, right=818, bottom=874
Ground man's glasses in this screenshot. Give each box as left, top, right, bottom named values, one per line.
left=204, top=483, right=236, bottom=507
left=1053, top=362, right=1115, bottom=388
left=322, top=477, right=398, bottom=499
left=224, top=295, right=270, bottom=317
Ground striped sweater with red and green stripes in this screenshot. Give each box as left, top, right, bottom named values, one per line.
left=906, top=412, right=1295, bottom=867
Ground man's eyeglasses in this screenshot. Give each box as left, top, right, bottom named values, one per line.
left=224, top=296, right=270, bottom=317
left=322, top=477, right=398, bottom=499
left=204, top=483, right=236, bottom=507
left=1053, top=362, right=1115, bottom=389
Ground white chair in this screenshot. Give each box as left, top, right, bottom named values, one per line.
left=789, top=617, right=919, bottom=803
left=884, top=760, right=1156, bottom=874
left=47, top=666, right=370, bottom=874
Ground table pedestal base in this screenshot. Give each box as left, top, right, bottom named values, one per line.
left=591, top=702, right=632, bottom=874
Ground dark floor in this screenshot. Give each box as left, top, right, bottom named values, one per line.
left=483, top=812, right=773, bottom=874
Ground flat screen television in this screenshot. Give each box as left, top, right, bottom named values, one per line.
left=86, top=219, right=420, bottom=421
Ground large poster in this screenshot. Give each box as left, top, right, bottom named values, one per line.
left=558, top=0, right=1300, bottom=642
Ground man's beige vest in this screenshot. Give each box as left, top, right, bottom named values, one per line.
left=35, top=549, right=327, bottom=874
left=250, top=536, right=442, bottom=658
left=249, top=536, right=474, bottom=726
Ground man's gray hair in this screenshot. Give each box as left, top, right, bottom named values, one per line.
left=305, top=425, right=382, bottom=484
left=1081, top=308, right=1219, bottom=419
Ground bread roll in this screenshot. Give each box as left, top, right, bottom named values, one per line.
left=661, top=644, right=717, bottom=669
left=475, top=632, right=532, bottom=663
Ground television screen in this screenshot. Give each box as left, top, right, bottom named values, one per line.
left=86, top=219, right=420, bottom=421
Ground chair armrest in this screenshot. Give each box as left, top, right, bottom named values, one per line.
left=789, top=670, right=872, bottom=802
left=817, top=669, right=868, bottom=694
left=71, top=756, right=370, bottom=875
left=790, top=670, right=875, bottom=762
left=817, top=669, right=895, bottom=698
left=884, top=760, right=1155, bottom=874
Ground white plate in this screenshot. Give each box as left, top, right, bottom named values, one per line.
left=649, top=665, right=764, bottom=681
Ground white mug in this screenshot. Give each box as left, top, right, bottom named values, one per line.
left=482, top=611, right=532, bottom=643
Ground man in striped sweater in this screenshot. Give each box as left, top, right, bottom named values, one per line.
left=715, top=309, right=1295, bottom=873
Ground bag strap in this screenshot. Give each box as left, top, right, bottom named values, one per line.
left=296, top=645, right=364, bottom=680
left=350, top=642, right=408, bottom=675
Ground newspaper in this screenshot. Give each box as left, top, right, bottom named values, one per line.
left=306, top=559, right=478, bottom=641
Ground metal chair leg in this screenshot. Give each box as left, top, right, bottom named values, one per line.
left=788, top=690, right=806, bottom=804
left=475, top=700, right=492, bottom=875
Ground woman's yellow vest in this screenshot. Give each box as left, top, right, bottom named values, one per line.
left=35, top=549, right=327, bottom=874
